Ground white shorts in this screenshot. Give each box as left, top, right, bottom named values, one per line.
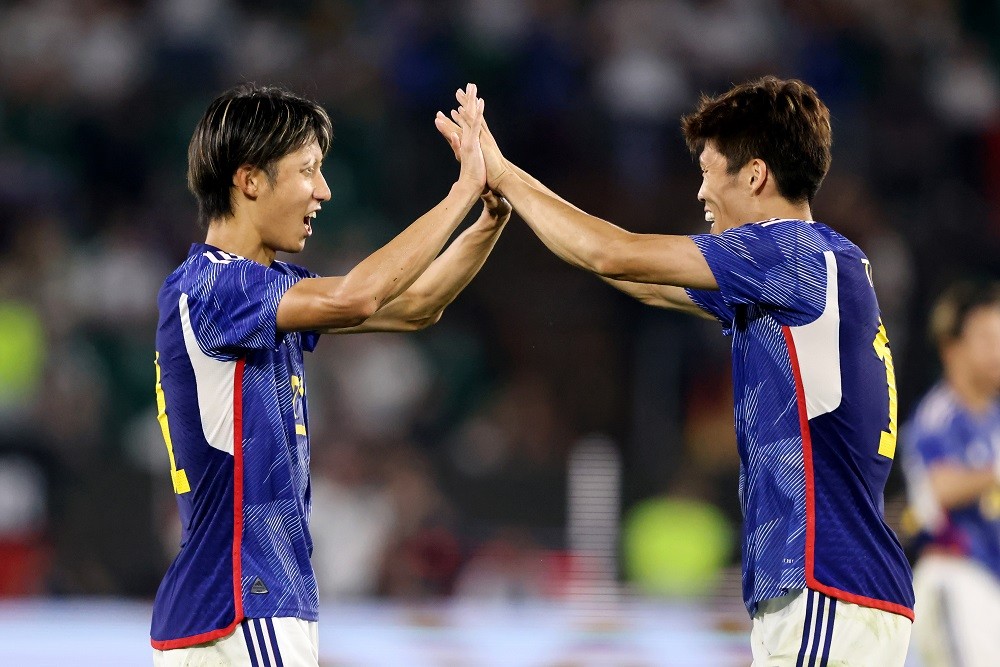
left=153, top=617, right=319, bottom=667
left=910, top=553, right=1000, bottom=667
left=751, top=588, right=911, bottom=666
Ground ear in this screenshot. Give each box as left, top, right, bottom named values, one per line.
left=233, top=165, right=261, bottom=200
left=747, top=159, right=769, bottom=196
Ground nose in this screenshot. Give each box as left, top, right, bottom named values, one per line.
left=315, top=171, right=332, bottom=202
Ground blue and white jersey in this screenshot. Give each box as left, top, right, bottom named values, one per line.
left=902, top=383, right=1000, bottom=580
left=151, top=244, right=319, bottom=649
left=686, top=219, right=914, bottom=620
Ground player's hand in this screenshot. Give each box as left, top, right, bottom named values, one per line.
left=447, top=83, right=487, bottom=194
left=435, top=114, right=510, bottom=190
left=481, top=190, right=511, bottom=224
left=436, top=88, right=509, bottom=191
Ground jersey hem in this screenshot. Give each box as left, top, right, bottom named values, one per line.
left=151, top=616, right=245, bottom=650
left=805, top=579, right=914, bottom=621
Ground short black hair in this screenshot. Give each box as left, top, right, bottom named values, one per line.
left=681, top=76, right=832, bottom=204
left=187, top=83, right=333, bottom=227
left=930, top=281, right=1000, bottom=348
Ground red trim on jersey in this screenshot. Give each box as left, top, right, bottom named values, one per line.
left=782, top=327, right=914, bottom=622
left=232, top=358, right=246, bottom=622
left=783, top=328, right=817, bottom=579
left=151, top=358, right=247, bottom=651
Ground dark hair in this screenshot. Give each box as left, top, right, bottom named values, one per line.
left=187, top=83, right=333, bottom=226
left=681, top=76, right=832, bottom=204
left=930, top=281, right=1000, bottom=348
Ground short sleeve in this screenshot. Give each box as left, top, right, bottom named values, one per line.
left=277, top=261, right=322, bottom=353
left=685, top=288, right=735, bottom=334
left=689, top=221, right=827, bottom=326
left=186, top=258, right=302, bottom=357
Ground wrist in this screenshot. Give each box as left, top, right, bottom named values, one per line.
left=491, top=168, right=515, bottom=196
left=453, top=178, right=484, bottom=203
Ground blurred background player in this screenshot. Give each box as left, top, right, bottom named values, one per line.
left=902, top=282, right=1000, bottom=667
left=439, top=76, right=914, bottom=665
left=151, top=83, right=509, bottom=665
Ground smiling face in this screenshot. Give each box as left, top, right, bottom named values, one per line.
left=251, top=139, right=331, bottom=254
left=697, top=141, right=756, bottom=235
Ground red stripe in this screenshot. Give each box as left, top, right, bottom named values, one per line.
left=782, top=327, right=914, bottom=623
left=152, top=358, right=247, bottom=651
left=232, top=358, right=245, bottom=623
left=783, top=327, right=817, bottom=580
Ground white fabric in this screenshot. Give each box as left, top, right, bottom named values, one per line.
left=153, top=617, right=318, bottom=666
left=910, top=553, right=1000, bottom=667
left=751, top=588, right=911, bottom=666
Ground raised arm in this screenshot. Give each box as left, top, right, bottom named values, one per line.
left=436, top=109, right=718, bottom=314
left=324, top=192, right=511, bottom=333
left=488, top=162, right=715, bottom=290
left=276, top=84, right=487, bottom=332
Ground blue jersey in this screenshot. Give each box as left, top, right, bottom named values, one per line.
left=686, top=219, right=914, bottom=620
left=151, top=244, right=320, bottom=649
left=902, top=383, right=1000, bottom=579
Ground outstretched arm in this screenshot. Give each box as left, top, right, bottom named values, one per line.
left=276, top=84, right=488, bottom=332
left=324, top=192, right=511, bottom=333
left=490, top=167, right=715, bottom=290
left=436, top=110, right=718, bottom=315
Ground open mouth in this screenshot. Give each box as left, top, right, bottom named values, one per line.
left=304, top=212, right=316, bottom=236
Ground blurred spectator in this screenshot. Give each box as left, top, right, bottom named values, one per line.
left=311, top=439, right=396, bottom=598
left=901, top=282, right=1000, bottom=667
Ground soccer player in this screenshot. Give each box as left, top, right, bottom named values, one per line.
left=151, top=83, right=506, bottom=665
left=902, top=283, right=1000, bottom=667
left=439, top=77, right=914, bottom=664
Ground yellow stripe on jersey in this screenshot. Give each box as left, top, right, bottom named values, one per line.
left=873, top=322, right=898, bottom=459
left=155, top=352, right=191, bottom=494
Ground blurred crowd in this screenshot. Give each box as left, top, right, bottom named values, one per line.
left=0, top=0, right=998, bottom=604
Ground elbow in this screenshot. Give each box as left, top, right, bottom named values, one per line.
left=589, top=239, right=624, bottom=278
left=318, top=290, right=380, bottom=329
left=412, top=309, right=444, bottom=330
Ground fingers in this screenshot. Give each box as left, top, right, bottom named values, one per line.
left=434, top=112, right=462, bottom=159
left=453, top=83, right=483, bottom=132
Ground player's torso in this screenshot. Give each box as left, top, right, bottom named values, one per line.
left=729, top=225, right=912, bottom=613
left=151, top=249, right=317, bottom=646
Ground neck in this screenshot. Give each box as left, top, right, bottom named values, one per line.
left=204, top=215, right=273, bottom=265
left=754, top=198, right=812, bottom=223
left=946, top=368, right=997, bottom=414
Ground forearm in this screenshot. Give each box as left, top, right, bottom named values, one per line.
left=493, top=171, right=623, bottom=275
left=506, top=161, right=585, bottom=214
left=324, top=205, right=508, bottom=334
left=928, top=465, right=999, bottom=509
left=596, top=276, right=713, bottom=318
left=399, top=206, right=507, bottom=315
left=340, top=180, right=481, bottom=310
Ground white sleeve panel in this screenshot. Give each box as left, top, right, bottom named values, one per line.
left=179, top=293, right=236, bottom=455
left=789, top=251, right=842, bottom=420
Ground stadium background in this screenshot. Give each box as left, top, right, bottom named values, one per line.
left=0, top=0, right=998, bottom=664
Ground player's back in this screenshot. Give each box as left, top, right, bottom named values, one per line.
left=687, top=219, right=914, bottom=618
